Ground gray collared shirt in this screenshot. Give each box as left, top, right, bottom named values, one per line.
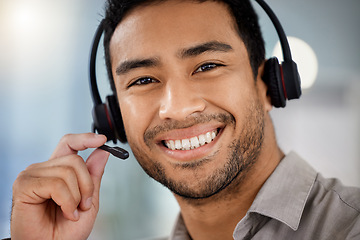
left=168, top=152, right=360, bottom=240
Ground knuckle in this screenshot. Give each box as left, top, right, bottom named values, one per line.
left=74, top=193, right=82, bottom=205
left=61, top=165, right=75, bottom=177
left=61, top=154, right=85, bottom=167
left=57, top=166, right=82, bottom=202
left=71, top=191, right=81, bottom=206
left=83, top=181, right=95, bottom=195
left=51, top=177, right=67, bottom=190
left=50, top=175, right=81, bottom=205
left=16, top=169, right=28, bottom=179
left=72, top=155, right=87, bottom=170
left=72, top=154, right=85, bottom=164
left=12, top=169, right=32, bottom=191
left=25, top=162, right=39, bottom=171
left=12, top=173, right=25, bottom=194
left=60, top=133, right=73, bottom=144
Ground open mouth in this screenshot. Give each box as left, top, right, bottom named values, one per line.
left=162, top=128, right=220, bottom=151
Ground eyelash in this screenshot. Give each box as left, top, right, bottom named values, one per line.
left=193, top=62, right=225, bottom=74
left=128, top=62, right=225, bottom=88
left=128, top=77, right=158, bottom=88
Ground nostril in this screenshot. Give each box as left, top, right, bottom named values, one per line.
left=158, top=81, right=207, bottom=121
left=159, top=98, right=206, bottom=121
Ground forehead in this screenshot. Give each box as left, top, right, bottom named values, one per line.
left=109, top=0, right=242, bottom=62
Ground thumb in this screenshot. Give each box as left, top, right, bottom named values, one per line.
left=86, top=149, right=110, bottom=205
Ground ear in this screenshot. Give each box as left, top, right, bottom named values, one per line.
left=256, top=62, right=273, bottom=112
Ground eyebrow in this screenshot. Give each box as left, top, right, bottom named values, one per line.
left=179, top=41, right=233, bottom=58
left=116, top=58, right=160, bottom=76
left=115, top=41, right=233, bottom=76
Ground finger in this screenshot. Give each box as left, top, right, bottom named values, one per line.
left=14, top=174, right=80, bottom=221
left=27, top=154, right=95, bottom=211
left=25, top=165, right=82, bottom=207
left=85, top=149, right=110, bottom=209
left=49, top=178, right=81, bottom=221
left=50, top=133, right=107, bottom=160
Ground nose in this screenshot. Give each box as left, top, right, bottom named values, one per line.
left=159, top=80, right=206, bottom=121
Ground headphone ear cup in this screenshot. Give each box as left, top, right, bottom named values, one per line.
left=262, top=57, right=286, bottom=108
left=92, top=102, right=117, bottom=141
left=106, top=95, right=127, bottom=143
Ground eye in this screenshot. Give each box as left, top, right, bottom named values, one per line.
left=129, top=77, right=158, bottom=87
left=193, top=62, right=225, bottom=74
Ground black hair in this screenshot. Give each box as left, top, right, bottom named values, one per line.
left=103, top=0, right=265, bottom=91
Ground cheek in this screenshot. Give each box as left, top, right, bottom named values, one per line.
left=202, top=71, right=255, bottom=114
left=119, top=96, right=158, bottom=144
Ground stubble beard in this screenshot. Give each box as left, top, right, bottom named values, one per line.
left=129, top=100, right=265, bottom=201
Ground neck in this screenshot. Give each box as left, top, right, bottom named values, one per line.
left=175, top=117, right=283, bottom=240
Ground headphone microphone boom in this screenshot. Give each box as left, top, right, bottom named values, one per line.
left=89, top=0, right=301, bottom=146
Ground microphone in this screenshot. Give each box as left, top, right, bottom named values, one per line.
left=99, top=144, right=129, bottom=160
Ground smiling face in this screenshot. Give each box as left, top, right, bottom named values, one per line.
left=109, top=0, right=271, bottom=199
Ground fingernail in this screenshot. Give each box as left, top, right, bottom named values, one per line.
left=85, top=197, right=93, bottom=209
left=73, top=209, right=79, bottom=220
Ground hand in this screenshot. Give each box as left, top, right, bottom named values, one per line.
left=10, top=133, right=110, bottom=240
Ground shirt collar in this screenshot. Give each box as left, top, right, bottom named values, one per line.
left=169, top=152, right=318, bottom=239
left=248, top=151, right=317, bottom=230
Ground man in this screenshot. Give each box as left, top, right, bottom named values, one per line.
left=9, top=0, right=360, bottom=239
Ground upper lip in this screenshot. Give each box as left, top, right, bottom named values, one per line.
left=154, top=123, right=225, bottom=143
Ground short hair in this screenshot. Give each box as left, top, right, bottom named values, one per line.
left=103, top=0, right=265, bottom=91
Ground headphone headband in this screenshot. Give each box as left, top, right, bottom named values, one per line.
left=89, top=20, right=105, bottom=107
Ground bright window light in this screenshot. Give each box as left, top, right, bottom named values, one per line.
left=272, top=36, right=318, bottom=89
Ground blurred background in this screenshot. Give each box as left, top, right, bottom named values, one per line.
left=0, top=0, right=359, bottom=239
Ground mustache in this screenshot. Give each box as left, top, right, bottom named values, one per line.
left=144, top=113, right=235, bottom=145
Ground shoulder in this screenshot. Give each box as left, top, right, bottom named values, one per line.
left=310, top=173, right=360, bottom=214
left=314, top=174, right=360, bottom=211
left=301, top=173, right=360, bottom=239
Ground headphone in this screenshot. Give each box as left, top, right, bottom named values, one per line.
left=89, top=0, right=302, bottom=143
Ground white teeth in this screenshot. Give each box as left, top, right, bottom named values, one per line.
left=198, top=134, right=206, bottom=146
left=190, top=137, right=200, bottom=149
left=205, top=132, right=212, bottom=144
left=175, top=140, right=182, bottom=150
left=181, top=139, right=191, bottom=150
left=164, top=130, right=218, bottom=151
left=170, top=140, right=175, bottom=150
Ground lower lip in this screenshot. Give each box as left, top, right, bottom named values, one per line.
left=158, top=128, right=223, bottom=162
